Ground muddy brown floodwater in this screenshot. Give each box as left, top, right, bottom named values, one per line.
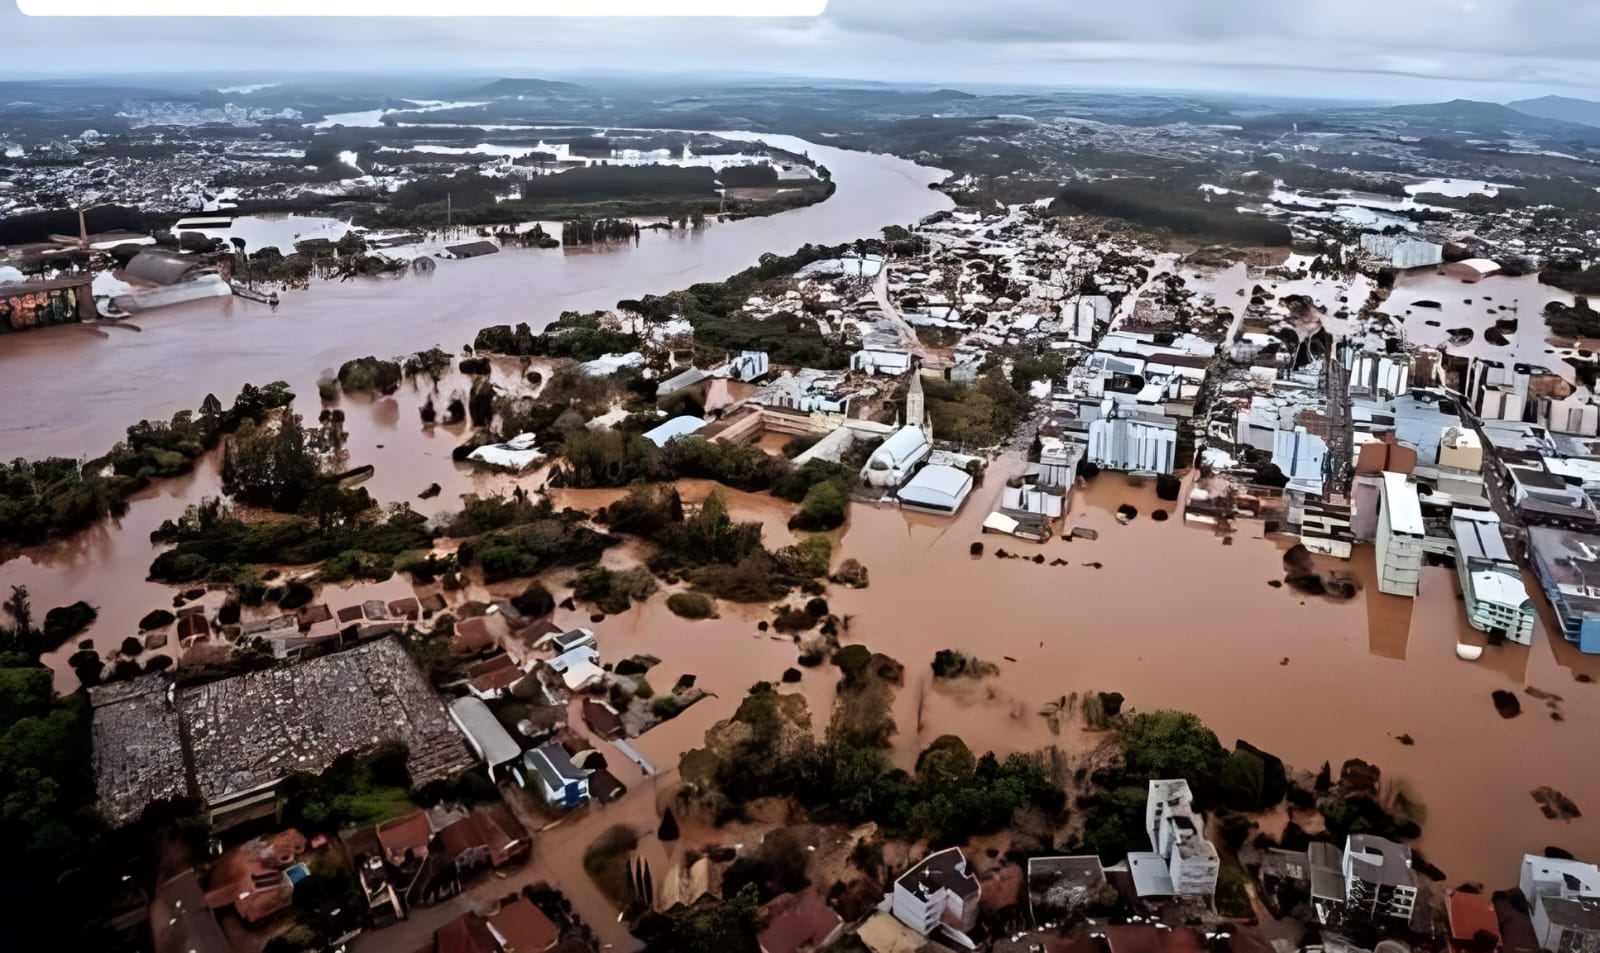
left=0, top=134, right=951, bottom=461
left=10, top=398, right=1600, bottom=944
left=4, top=140, right=1597, bottom=941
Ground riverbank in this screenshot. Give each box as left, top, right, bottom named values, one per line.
left=0, top=134, right=951, bottom=461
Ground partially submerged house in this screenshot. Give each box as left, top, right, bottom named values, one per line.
left=150, top=870, right=233, bottom=953
left=861, top=424, right=932, bottom=489
left=115, top=249, right=229, bottom=313
left=536, top=626, right=597, bottom=654
left=1527, top=526, right=1600, bottom=653
left=851, top=347, right=914, bottom=376
left=467, top=433, right=544, bottom=472
left=440, top=240, right=500, bottom=260
left=1377, top=471, right=1425, bottom=597
left=547, top=644, right=604, bottom=692
left=0, top=274, right=97, bottom=332
left=897, top=464, right=975, bottom=516
left=488, top=896, right=560, bottom=952
left=1027, top=855, right=1108, bottom=926
left=643, top=415, right=708, bottom=447
left=757, top=891, right=844, bottom=953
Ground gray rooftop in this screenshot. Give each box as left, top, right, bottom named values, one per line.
left=1346, top=835, right=1415, bottom=888
left=525, top=741, right=586, bottom=791
left=1309, top=841, right=1348, bottom=904
left=448, top=696, right=523, bottom=767
left=897, top=846, right=980, bottom=903
left=177, top=637, right=473, bottom=804
left=90, top=676, right=191, bottom=826
left=1544, top=896, right=1600, bottom=932
left=1028, top=855, right=1107, bottom=921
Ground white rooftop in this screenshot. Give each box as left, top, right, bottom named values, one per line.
left=643, top=415, right=707, bottom=447
left=1382, top=471, right=1425, bottom=536
left=1128, top=851, right=1176, bottom=898
left=897, top=464, right=975, bottom=514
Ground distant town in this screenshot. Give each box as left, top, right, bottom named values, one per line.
left=1, top=72, right=1599, bottom=953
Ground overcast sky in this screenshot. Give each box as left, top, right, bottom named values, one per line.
left=6, top=0, right=1600, bottom=102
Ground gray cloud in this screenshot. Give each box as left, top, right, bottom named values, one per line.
left=3, top=0, right=1600, bottom=100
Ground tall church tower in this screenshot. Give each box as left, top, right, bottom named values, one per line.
left=906, top=371, right=929, bottom=437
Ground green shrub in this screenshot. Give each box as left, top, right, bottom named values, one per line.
left=790, top=479, right=849, bottom=531
left=320, top=550, right=395, bottom=583
left=666, top=592, right=715, bottom=619
left=571, top=565, right=658, bottom=614
left=336, top=356, right=403, bottom=395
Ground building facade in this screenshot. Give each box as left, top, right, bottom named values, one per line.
left=891, top=847, right=981, bottom=938
left=1376, top=471, right=1425, bottom=597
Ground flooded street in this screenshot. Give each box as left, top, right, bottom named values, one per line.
left=2, top=134, right=1596, bottom=941
left=826, top=473, right=1600, bottom=881
left=0, top=134, right=951, bottom=461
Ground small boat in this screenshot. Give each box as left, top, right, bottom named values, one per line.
left=1455, top=643, right=1484, bottom=661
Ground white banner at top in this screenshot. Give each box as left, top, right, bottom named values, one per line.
left=18, top=0, right=828, bottom=14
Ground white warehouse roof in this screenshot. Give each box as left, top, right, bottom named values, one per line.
left=897, top=464, right=975, bottom=515
left=643, top=415, right=708, bottom=447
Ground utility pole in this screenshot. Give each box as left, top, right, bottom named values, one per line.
left=446, top=193, right=452, bottom=233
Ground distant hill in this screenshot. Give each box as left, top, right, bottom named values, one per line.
left=465, top=77, right=590, bottom=98
left=1385, top=99, right=1532, bottom=122
left=1508, top=95, right=1600, bottom=128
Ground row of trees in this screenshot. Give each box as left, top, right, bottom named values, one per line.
left=0, top=381, right=295, bottom=554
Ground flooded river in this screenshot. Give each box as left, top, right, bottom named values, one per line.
left=0, top=133, right=951, bottom=460
left=2, top=137, right=1597, bottom=940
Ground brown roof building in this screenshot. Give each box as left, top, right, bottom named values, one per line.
left=488, top=898, right=560, bottom=952
left=436, top=912, right=498, bottom=953
left=758, top=891, right=844, bottom=953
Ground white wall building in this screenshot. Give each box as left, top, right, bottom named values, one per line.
left=891, top=847, right=981, bottom=940
left=1521, top=854, right=1600, bottom=953
left=1341, top=835, right=1419, bottom=922
left=851, top=347, right=914, bottom=376
left=1127, top=779, right=1219, bottom=901
left=1086, top=405, right=1178, bottom=475
left=1453, top=511, right=1536, bottom=644
left=726, top=350, right=771, bottom=382
left=1360, top=234, right=1444, bottom=270
left=861, top=425, right=932, bottom=489
left=1539, top=394, right=1600, bottom=438
left=1376, top=471, right=1425, bottom=597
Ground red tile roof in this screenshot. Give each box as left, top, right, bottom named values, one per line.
left=489, top=898, right=560, bottom=952
left=1104, top=925, right=1206, bottom=953
left=1451, top=890, right=1503, bottom=943
left=376, top=811, right=432, bottom=864
left=438, top=815, right=488, bottom=860
left=468, top=653, right=524, bottom=693
left=757, top=891, right=843, bottom=953
left=436, top=913, right=498, bottom=953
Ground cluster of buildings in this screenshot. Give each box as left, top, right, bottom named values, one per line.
left=95, top=602, right=692, bottom=951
